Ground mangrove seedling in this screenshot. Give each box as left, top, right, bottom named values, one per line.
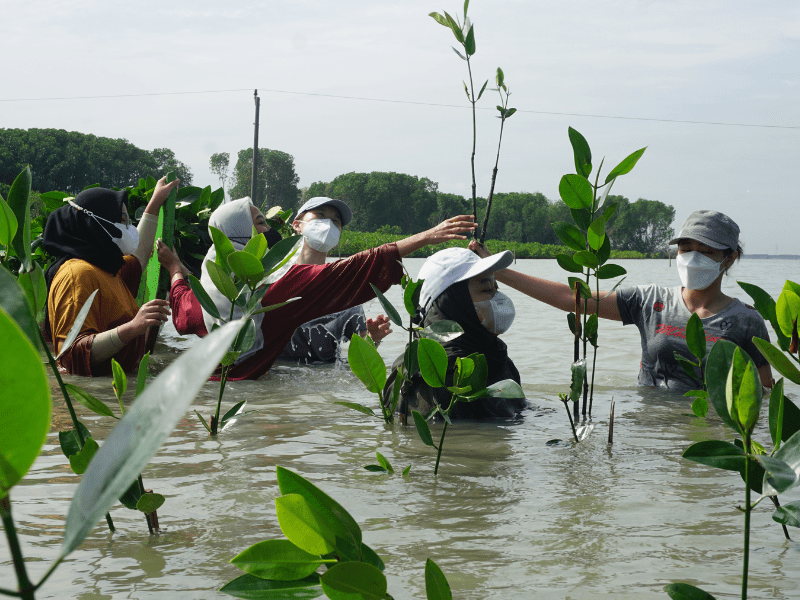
left=220, top=466, right=452, bottom=600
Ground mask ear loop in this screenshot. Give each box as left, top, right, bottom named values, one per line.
left=67, top=199, right=120, bottom=240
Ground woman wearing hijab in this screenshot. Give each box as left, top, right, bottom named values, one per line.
left=42, top=176, right=178, bottom=375
left=158, top=196, right=478, bottom=380
left=383, top=247, right=527, bottom=420
left=469, top=209, right=772, bottom=392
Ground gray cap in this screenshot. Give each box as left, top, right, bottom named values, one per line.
left=669, top=209, right=739, bottom=250
left=296, top=197, right=352, bottom=226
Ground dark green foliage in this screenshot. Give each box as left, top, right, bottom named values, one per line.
left=228, top=147, right=300, bottom=211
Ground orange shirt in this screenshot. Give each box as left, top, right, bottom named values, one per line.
left=47, top=255, right=144, bottom=376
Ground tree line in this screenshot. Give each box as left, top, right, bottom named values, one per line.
left=1, top=129, right=675, bottom=255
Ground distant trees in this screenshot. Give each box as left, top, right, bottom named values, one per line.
left=0, top=128, right=193, bottom=192
left=209, top=152, right=230, bottom=194
left=227, top=148, right=300, bottom=211
left=608, top=197, right=676, bottom=255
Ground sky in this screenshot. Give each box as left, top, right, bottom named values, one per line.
left=3, top=0, right=799, bottom=254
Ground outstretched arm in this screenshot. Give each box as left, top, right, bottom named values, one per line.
left=394, top=215, right=477, bottom=258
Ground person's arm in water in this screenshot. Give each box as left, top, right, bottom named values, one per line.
left=395, top=215, right=477, bottom=257
left=468, top=241, right=622, bottom=321
left=132, top=176, right=180, bottom=269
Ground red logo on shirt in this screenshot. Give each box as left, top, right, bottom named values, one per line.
left=653, top=302, right=664, bottom=312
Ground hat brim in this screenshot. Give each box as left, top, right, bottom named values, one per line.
left=452, top=250, right=514, bottom=285
left=668, top=234, right=729, bottom=250
left=297, top=197, right=352, bottom=226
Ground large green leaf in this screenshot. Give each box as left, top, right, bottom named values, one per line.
left=567, top=127, right=592, bottom=178
left=683, top=440, right=746, bottom=471
left=210, top=226, right=236, bottom=274
left=419, top=320, right=464, bottom=343
left=556, top=253, right=583, bottom=274
left=570, top=207, right=591, bottom=230
left=466, top=379, right=524, bottom=400
left=464, top=24, right=475, bottom=56
left=664, top=583, right=717, bottom=600
left=752, top=337, right=800, bottom=385
left=232, top=318, right=257, bottom=354
left=0, top=195, right=18, bottom=247
left=276, top=494, right=338, bottom=556
left=604, top=147, right=647, bottom=184
left=572, top=250, right=599, bottom=270
left=369, top=283, right=402, bottom=326
left=775, top=289, right=800, bottom=338
left=685, top=313, right=706, bottom=361
left=418, top=338, right=448, bottom=388
left=403, top=279, right=422, bottom=316
left=347, top=333, right=387, bottom=393
left=65, top=384, right=116, bottom=419
left=7, top=167, right=32, bottom=271
left=229, top=251, right=266, bottom=287
left=219, top=573, right=322, bottom=599
left=772, top=500, right=800, bottom=529
left=756, top=453, right=797, bottom=495
left=187, top=275, right=221, bottom=321
left=551, top=222, right=586, bottom=252
left=425, top=559, right=453, bottom=600
left=207, top=260, right=239, bottom=302
left=56, top=290, right=99, bottom=359
left=320, top=562, right=387, bottom=600
left=764, top=429, right=800, bottom=494
left=112, top=358, right=127, bottom=400
left=738, top=281, right=791, bottom=350
left=704, top=340, right=743, bottom=430
left=0, top=308, right=51, bottom=499
left=243, top=233, right=268, bottom=260
left=587, top=216, right=605, bottom=251
left=61, top=320, right=243, bottom=556
left=595, top=264, right=626, bottom=279
left=68, top=438, right=99, bottom=475
left=231, top=539, right=329, bottom=581
left=276, top=467, right=362, bottom=549
left=412, top=410, right=435, bottom=447
left=0, top=266, right=40, bottom=350
left=262, top=235, right=301, bottom=275
left=558, top=174, right=593, bottom=211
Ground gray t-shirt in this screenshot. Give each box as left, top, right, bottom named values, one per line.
left=279, top=306, right=367, bottom=364
left=616, top=285, right=769, bottom=392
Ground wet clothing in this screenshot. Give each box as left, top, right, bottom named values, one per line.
left=382, top=280, right=526, bottom=419
left=279, top=306, right=367, bottom=364
left=169, top=243, right=403, bottom=380
left=46, top=255, right=144, bottom=376
left=616, top=284, right=769, bottom=392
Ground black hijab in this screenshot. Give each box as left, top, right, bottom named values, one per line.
left=424, top=279, right=521, bottom=387
left=42, top=187, right=128, bottom=336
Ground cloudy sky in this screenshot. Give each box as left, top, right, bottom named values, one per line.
left=4, top=0, right=799, bottom=254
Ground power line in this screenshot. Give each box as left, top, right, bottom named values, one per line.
left=2, top=86, right=798, bottom=130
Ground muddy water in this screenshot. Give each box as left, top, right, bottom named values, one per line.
left=4, top=258, right=800, bottom=599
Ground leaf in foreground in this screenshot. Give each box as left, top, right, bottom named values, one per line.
left=61, top=320, right=243, bottom=556
left=231, top=539, right=328, bottom=581
left=664, top=582, right=717, bottom=600
left=320, top=562, right=387, bottom=600
left=220, top=573, right=322, bottom=599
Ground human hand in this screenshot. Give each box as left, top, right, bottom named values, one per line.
left=149, top=175, right=180, bottom=211
left=366, top=314, right=392, bottom=343
left=468, top=240, right=492, bottom=258
left=157, top=239, right=188, bottom=278
left=426, top=215, right=477, bottom=245
left=121, top=299, right=171, bottom=341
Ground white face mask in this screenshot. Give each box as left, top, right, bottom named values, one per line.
left=68, top=199, right=139, bottom=255
left=474, top=291, right=516, bottom=335
left=676, top=251, right=725, bottom=290
left=302, top=218, right=341, bottom=253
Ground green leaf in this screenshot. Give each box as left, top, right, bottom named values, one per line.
left=781, top=395, right=800, bottom=442
left=756, top=454, right=797, bottom=494
left=58, top=423, right=91, bottom=458
left=752, top=337, right=800, bottom=385
left=595, top=264, right=626, bottom=279
left=425, top=558, right=453, bottom=600
left=221, top=400, right=247, bottom=425
left=467, top=378, right=524, bottom=400
left=683, top=440, right=746, bottom=471
left=596, top=234, right=611, bottom=266
left=7, top=167, right=32, bottom=271
left=402, top=465, right=412, bottom=477
left=369, top=283, right=402, bottom=326
left=61, top=321, right=244, bottom=556
left=585, top=313, right=598, bottom=341
left=65, top=384, right=116, bottom=419
left=195, top=410, right=211, bottom=433
left=504, top=107, right=517, bottom=118
left=360, top=543, right=385, bottom=572
left=231, top=539, right=328, bottom=581
left=118, top=479, right=143, bottom=510
left=233, top=318, right=257, bottom=353
left=429, top=12, right=449, bottom=27
left=558, top=174, right=593, bottom=211
left=412, top=410, right=435, bottom=447
left=219, top=573, right=322, bottom=599
left=567, top=312, right=579, bottom=336
left=569, top=360, right=585, bottom=403
left=691, top=397, right=709, bottom=418
left=418, top=338, right=449, bottom=388
left=136, top=492, right=165, bottom=513
left=685, top=313, right=706, bottom=361
left=404, top=279, right=422, bottom=316
left=551, top=221, right=586, bottom=252
left=334, top=402, right=376, bottom=418
left=567, top=277, right=592, bottom=300
left=769, top=378, right=785, bottom=448
left=495, top=66, right=504, bottom=88
left=136, top=352, right=150, bottom=398
left=320, top=562, right=387, bottom=600
left=567, top=127, right=592, bottom=178
left=276, top=494, right=338, bottom=556
left=208, top=260, right=240, bottom=302
left=68, top=437, right=99, bottom=474
left=364, top=465, right=388, bottom=473
left=419, top=320, right=464, bottom=343
left=0, top=267, right=41, bottom=350
left=572, top=250, right=599, bottom=270
left=664, top=583, right=717, bottom=600
left=276, top=467, right=362, bottom=550
left=675, top=354, right=701, bottom=382
left=556, top=253, right=584, bottom=274
left=570, top=208, right=591, bottom=230
left=262, top=235, right=301, bottom=275
left=251, top=297, right=301, bottom=316
left=375, top=452, right=394, bottom=474
left=56, top=289, right=99, bottom=359
left=229, top=251, right=266, bottom=287
left=587, top=216, right=605, bottom=251
left=738, top=281, right=791, bottom=350
left=704, top=340, right=744, bottom=430
left=477, top=80, right=488, bottom=100
left=404, top=339, right=420, bottom=376
left=766, top=429, right=800, bottom=494
left=0, top=195, right=18, bottom=248
left=605, top=147, right=647, bottom=184
left=0, top=309, right=50, bottom=498
left=443, top=11, right=464, bottom=43
left=464, top=24, right=475, bottom=56
left=243, top=233, right=268, bottom=260
left=772, top=500, right=800, bottom=528
left=454, top=356, right=475, bottom=387
left=210, top=226, right=236, bottom=274
left=347, top=333, right=387, bottom=393
left=776, top=289, right=800, bottom=338
left=187, top=275, right=221, bottom=320
left=463, top=0, right=470, bottom=18
left=111, top=359, right=127, bottom=403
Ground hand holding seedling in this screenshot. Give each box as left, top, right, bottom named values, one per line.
left=120, top=299, right=171, bottom=342
left=156, top=239, right=189, bottom=282
left=145, top=175, right=180, bottom=215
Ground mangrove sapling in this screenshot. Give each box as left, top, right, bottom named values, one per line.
left=671, top=340, right=800, bottom=600
left=552, top=127, right=644, bottom=424
left=220, top=466, right=452, bottom=600
left=675, top=313, right=712, bottom=418
left=187, top=228, right=301, bottom=434
left=0, top=306, right=245, bottom=599
left=364, top=451, right=412, bottom=477
left=430, top=2, right=487, bottom=236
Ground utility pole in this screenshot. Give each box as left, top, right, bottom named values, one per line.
left=250, top=89, right=260, bottom=206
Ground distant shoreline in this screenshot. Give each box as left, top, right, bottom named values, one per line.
left=743, top=255, right=800, bottom=260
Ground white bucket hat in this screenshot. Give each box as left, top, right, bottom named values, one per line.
left=418, top=247, right=514, bottom=311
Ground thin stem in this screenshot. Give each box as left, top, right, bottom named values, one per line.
left=563, top=400, right=579, bottom=443
left=1, top=496, right=35, bottom=600
left=433, top=421, right=448, bottom=475
left=769, top=496, right=791, bottom=541
left=479, top=92, right=509, bottom=245
left=466, top=56, right=478, bottom=239
left=743, top=439, right=751, bottom=600
left=212, top=365, right=229, bottom=435
left=137, top=476, right=153, bottom=534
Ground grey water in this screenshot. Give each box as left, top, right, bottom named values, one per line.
left=4, top=258, right=800, bottom=599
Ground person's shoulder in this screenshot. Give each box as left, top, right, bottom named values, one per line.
left=53, top=259, right=104, bottom=284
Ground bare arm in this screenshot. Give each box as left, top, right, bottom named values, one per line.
left=394, top=215, right=477, bottom=258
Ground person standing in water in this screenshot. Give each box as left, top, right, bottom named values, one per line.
left=470, top=209, right=772, bottom=392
